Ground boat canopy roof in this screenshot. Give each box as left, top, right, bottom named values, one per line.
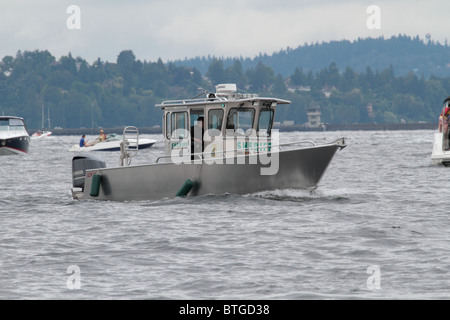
left=0, top=116, right=25, bottom=121
left=156, top=83, right=291, bottom=109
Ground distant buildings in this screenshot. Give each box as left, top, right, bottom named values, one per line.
left=306, top=106, right=322, bottom=128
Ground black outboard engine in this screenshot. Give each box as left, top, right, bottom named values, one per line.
left=72, top=153, right=106, bottom=189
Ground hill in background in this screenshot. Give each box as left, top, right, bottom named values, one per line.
left=172, top=35, right=450, bottom=78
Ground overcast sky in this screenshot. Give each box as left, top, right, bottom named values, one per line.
left=0, top=0, right=448, bottom=63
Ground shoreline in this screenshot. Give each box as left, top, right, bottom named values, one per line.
left=29, top=122, right=437, bottom=136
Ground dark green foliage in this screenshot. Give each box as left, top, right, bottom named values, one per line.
left=1, top=35, right=450, bottom=129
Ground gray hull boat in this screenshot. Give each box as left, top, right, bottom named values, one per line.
left=71, top=84, right=345, bottom=201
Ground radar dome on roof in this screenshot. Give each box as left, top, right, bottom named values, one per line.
left=215, top=84, right=237, bottom=95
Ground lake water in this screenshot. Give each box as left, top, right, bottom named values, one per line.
left=1, top=129, right=449, bottom=300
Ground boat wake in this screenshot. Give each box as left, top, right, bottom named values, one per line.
left=247, top=188, right=351, bottom=203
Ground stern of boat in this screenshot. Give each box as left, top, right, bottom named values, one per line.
left=430, top=132, right=450, bottom=165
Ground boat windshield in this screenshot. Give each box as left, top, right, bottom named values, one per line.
left=226, top=107, right=255, bottom=135
left=0, top=118, right=25, bottom=131
left=258, top=108, right=274, bottom=136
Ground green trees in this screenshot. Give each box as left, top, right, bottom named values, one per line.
left=1, top=42, right=450, bottom=129
left=0, top=49, right=211, bottom=129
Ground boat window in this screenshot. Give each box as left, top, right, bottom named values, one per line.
left=226, top=108, right=254, bottom=135
left=0, top=118, right=25, bottom=131
left=9, top=118, right=24, bottom=126
left=190, top=111, right=204, bottom=127
left=171, top=112, right=187, bottom=139
left=258, top=109, right=274, bottom=136
left=208, top=109, right=224, bottom=136
left=0, top=119, right=8, bottom=131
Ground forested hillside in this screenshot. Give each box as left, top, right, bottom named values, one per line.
left=174, top=35, right=450, bottom=78
left=1, top=35, right=449, bottom=130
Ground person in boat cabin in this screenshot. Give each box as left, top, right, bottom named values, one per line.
left=98, top=129, right=107, bottom=142
left=79, top=135, right=87, bottom=147
left=191, top=116, right=204, bottom=157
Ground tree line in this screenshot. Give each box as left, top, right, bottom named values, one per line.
left=0, top=47, right=449, bottom=130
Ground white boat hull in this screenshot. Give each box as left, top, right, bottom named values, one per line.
left=31, top=131, right=52, bottom=139
left=69, top=138, right=157, bottom=152
left=431, top=132, right=450, bottom=165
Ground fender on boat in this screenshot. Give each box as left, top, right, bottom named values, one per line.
left=176, top=179, right=195, bottom=197
left=90, top=174, right=102, bottom=197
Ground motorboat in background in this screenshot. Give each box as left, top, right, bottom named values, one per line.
left=0, top=116, right=30, bottom=155
left=31, top=130, right=52, bottom=139
left=71, top=84, right=346, bottom=201
left=431, top=96, right=450, bottom=165
left=69, top=127, right=157, bottom=152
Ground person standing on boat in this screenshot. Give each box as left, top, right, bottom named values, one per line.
left=442, top=99, right=450, bottom=149
left=79, top=135, right=87, bottom=147
left=98, top=129, right=107, bottom=142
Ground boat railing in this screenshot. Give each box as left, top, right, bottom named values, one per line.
left=277, top=140, right=316, bottom=151
left=159, top=96, right=228, bottom=106
left=158, top=92, right=261, bottom=107
left=120, top=126, right=139, bottom=166
left=155, top=140, right=318, bottom=163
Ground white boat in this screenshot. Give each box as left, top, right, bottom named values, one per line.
left=71, top=84, right=346, bottom=201
left=31, top=130, right=52, bottom=139
left=0, top=116, right=30, bottom=155
left=32, top=104, right=52, bottom=139
left=69, top=129, right=157, bottom=152
left=431, top=96, right=450, bottom=165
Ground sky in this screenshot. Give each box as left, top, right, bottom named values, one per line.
left=0, top=0, right=448, bottom=64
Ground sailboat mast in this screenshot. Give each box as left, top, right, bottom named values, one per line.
left=47, top=106, right=51, bottom=129
left=41, top=103, right=44, bottom=129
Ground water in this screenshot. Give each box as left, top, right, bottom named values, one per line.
left=1, top=130, right=449, bottom=300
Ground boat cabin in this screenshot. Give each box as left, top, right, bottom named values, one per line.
left=0, top=116, right=28, bottom=133
left=156, top=84, right=291, bottom=160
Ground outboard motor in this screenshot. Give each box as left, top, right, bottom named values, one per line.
left=72, top=153, right=106, bottom=189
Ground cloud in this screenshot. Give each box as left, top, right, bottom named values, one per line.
left=0, top=0, right=448, bottom=64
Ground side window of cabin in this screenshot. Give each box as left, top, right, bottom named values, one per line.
left=226, top=108, right=255, bottom=135
left=258, top=109, right=274, bottom=136
left=0, top=119, right=9, bottom=131
left=171, top=112, right=187, bottom=139
left=208, top=109, right=224, bottom=136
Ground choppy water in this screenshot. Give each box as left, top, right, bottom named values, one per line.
left=1, top=130, right=449, bottom=300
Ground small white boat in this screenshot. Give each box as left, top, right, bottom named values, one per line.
left=69, top=129, right=157, bottom=152
left=31, top=130, right=52, bottom=139
left=431, top=96, right=450, bottom=165
left=0, top=116, right=30, bottom=155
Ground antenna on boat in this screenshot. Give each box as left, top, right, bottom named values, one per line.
left=190, top=88, right=209, bottom=99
